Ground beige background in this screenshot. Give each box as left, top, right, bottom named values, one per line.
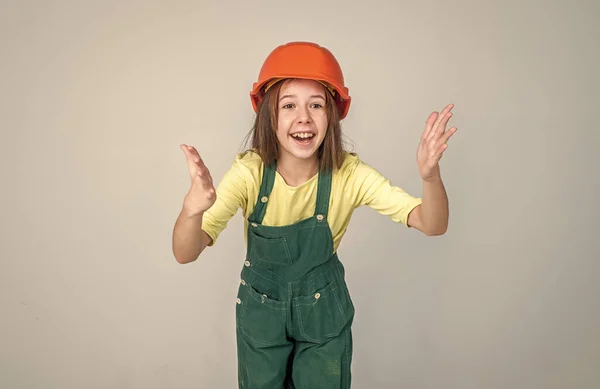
left=2, top=0, right=599, bottom=388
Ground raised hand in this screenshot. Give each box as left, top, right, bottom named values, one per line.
left=180, top=144, right=216, bottom=216
left=417, top=103, right=457, bottom=181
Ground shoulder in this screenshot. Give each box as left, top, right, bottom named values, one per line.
left=335, top=151, right=379, bottom=180
left=335, top=151, right=361, bottom=176
left=230, top=149, right=264, bottom=176
left=234, top=149, right=263, bottom=167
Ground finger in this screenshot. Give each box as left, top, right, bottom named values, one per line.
left=186, top=145, right=207, bottom=168
left=434, top=112, right=453, bottom=140
left=182, top=145, right=209, bottom=177
left=181, top=144, right=199, bottom=168
left=428, top=110, right=453, bottom=142
left=432, top=143, right=450, bottom=161
left=205, top=186, right=216, bottom=201
left=194, top=172, right=211, bottom=192
left=181, top=146, right=199, bottom=177
left=437, top=103, right=454, bottom=121
left=181, top=144, right=202, bottom=163
left=202, top=180, right=215, bottom=195
left=431, top=127, right=456, bottom=155
left=196, top=164, right=216, bottom=188
left=197, top=167, right=213, bottom=187
left=439, top=126, right=457, bottom=145
left=427, top=104, right=454, bottom=140
left=421, top=112, right=438, bottom=140
left=181, top=144, right=196, bottom=159
left=181, top=144, right=191, bottom=160
left=187, top=145, right=201, bottom=160
left=196, top=165, right=208, bottom=179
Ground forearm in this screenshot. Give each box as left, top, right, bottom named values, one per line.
left=172, top=208, right=211, bottom=264
left=420, top=174, right=449, bottom=235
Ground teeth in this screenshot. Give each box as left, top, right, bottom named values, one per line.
left=292, top=133, right=314, bottom=139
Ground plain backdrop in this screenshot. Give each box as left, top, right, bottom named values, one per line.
left=1, top=0, right=599, bottom=388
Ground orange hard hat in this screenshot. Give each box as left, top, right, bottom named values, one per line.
left=250, top=42, right=351, bottom=119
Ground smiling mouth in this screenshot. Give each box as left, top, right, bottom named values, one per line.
left=291, top=132, right=315, bottom=139
left=290, top=132, right=315, bottom=146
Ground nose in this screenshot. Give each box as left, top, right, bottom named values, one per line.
left=296, top=105, right=312, bottom=124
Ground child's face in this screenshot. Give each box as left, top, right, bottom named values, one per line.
left=275, top=79, right=328, bottom=163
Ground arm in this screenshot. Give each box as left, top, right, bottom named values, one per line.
left=408, top=103, right=457, bottom=236
left=172, top=147, right=249, bottom=264
left=349, top=154, right=424, bottom=228
left=172, top=144, right=216, bottom=264
left=407, top=176, right=448, bottom=236
left=172, top=208, right=213, bottom=264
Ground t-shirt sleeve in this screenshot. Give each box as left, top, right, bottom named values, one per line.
left=201, top=156, right=249, bottom=245
left=349, top=157, right=422, bottom=226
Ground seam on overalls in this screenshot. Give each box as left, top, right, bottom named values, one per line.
left=246, top=263, right=288, bottom=289
left=286, top=281, right=293, bottom=339
left=332, top=289, right=347, bottom=323
left=244, top=283, right=288, bottom=310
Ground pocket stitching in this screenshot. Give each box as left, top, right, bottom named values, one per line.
left=237, top=285, right=287, bottom=346
left=295, top=282, right=349, bottom=343
left=250, top=232, right=293, bottom=265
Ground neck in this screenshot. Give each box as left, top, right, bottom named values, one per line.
left=276, top=153, right=319, bottom=187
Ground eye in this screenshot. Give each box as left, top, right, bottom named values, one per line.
left=282, top=103, right=294, bottom=109
left=310, top=103, right=323, bottom=109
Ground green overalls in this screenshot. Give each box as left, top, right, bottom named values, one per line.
left=235, top=162, right=355, bottom=388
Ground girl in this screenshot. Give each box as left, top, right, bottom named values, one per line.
left=172, top=41, right=455, bottom=388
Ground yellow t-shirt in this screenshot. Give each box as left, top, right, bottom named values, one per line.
left=202, top=150, right=422, bottom=252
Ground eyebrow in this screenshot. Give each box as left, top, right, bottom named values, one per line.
left=279, top=94, right=326, bottom=101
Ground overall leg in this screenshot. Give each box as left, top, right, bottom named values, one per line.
left=290, top=263, right=355, bottom=388
left=236, top=326, right=293, bottom=389
left=291, top=327, right=353, bottom=388
left=236, top=276, right=293, bottom=389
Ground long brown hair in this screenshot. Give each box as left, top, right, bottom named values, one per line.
left=243, top=78, right=346, bottom=172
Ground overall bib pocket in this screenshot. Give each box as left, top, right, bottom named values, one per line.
left=236, top=282, right=288, bottom=346
left=293, top=279, right=355, bottom=343
left=249, top=230, right=293, bottom=265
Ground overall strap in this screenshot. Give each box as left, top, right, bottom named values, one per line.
left=248, top=161, right=276, bottom=224
left=314, top=167, right=332, bottom=217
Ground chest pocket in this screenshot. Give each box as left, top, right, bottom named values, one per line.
left=249, top=230, right=293, bottom=265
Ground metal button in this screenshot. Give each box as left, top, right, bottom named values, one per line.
left=261, top=196, right=268, bottom=203
left=251, top=222, right=258, bottom=227
left=240, top=279, right=246, bottom=285
left=244, top=260, right=250, bottom=267
left=236, top=298, right=241, bottom=304
left=315, top=293, right=321, bottom=299
left=316, top=214, right=324, bottom=222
